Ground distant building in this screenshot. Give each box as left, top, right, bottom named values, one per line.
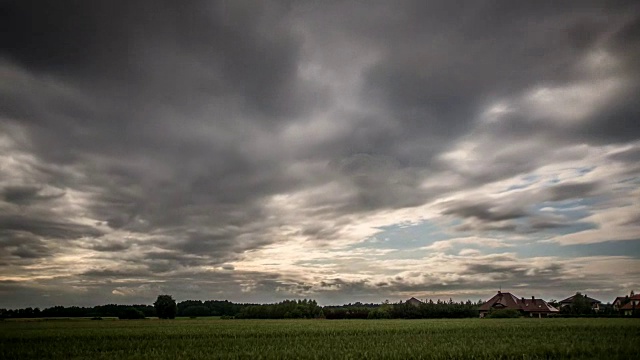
left=612, top=296, right=628, bottom=311
left=406, top=297, right=423, bottom=307
left=558, top=294, right=602, bottom=312
left=479, top=291, right=559, bottom=318
left=620, top=294, right=640, bottom=316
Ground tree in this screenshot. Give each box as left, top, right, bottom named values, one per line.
left=571, top=293, right=593, bottom=315
left=154, top=295, right=177, bottom=319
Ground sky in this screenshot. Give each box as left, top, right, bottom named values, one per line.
left=1, top=0, right=639, bottom=309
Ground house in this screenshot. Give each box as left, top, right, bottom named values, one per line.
left=406, top=297, right=423, bottom=307
left=612, top=296, right=628, bottom=311
left=620, top=294, right=640, bottom=316
left=558, top=294, right=602, bottom=312
left=479, top=291, right=559, bottom=318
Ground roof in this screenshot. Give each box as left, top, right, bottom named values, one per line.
left=620, top=295, right=640, bottom=310
left=520, top=298, right=560, bottom=313
left=559, top=294, right=601, bottom=304
left=479, top=292, right=559, bottom=313
left=406, top=297, right=423, bottom=306
left=613, top=296, right=627, bottom=305
left=479, top=292, right=522, bottom=311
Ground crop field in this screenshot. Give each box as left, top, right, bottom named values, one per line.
left=1, top=318, right=639, bottom=359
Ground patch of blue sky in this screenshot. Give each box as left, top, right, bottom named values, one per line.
left=510, top=239, right=640, bottom=258
left=536, top=198, right=598, bottom=217
left=550, top=221, right=598, bottom=236
left=456, top=238, right=639, bottom=259
left=355, top=220, right=452, bottom=250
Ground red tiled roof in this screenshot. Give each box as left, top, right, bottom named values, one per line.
left=620, top=301, right=639, bottom=310
left=613, top=296, right=627, bottom=305
left=479, top=292, right=558, bottom=313
left=520, top=298, right=559, bottom=313
left=479, top=292, right=522, bottom=311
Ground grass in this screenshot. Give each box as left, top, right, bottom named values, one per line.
left=1, top=318, right=638, bottom=359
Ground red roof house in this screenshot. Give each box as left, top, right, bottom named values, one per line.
left=620, top=294, right=640, bottom=316
left=612, top=296, right=628, bottom=311
left=558, top=294, right=602, bottom=312
left=479, top=291, right=559, bottom=318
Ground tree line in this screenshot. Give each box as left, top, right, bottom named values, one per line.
left=0, top=296, right=481, bottom=319
left=4, top=294, right=633, bottom=320
left=324, top=299, right=482, bottom=319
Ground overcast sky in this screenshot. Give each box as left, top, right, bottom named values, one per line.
left=1, top=0, right=639, bottom=309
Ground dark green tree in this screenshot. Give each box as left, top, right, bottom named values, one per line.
left=154, top=295, right=177, bottom=319
left=571, top=292, right=593, bottom=315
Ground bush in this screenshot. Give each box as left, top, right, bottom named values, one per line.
left=487, top=309, right=521, bottom=318
left=368, top=307, right=391, bottom=319
left=118, top=308, right=145, bottom=319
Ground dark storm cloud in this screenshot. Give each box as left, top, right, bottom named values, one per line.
left=1, top=0, right=639, bottom=307
left=331, top=154, right=426, bottom=211
left=0, top=232, right=51, bottom=260
left=0, top=215, right=103, bottom=240
left=546, top=182, right=600, bottom=202
left=0, top=0, right=313, bottom=117
left=442, top=202, right=527, bottom=222
left=439, top=179, right=606, bottom=234
left=87, top=241, right=131, bottom=252
left=2, top=185, right=65, bottom=205
left=81, top=268, right=151, bottom=278
left=353, top=1, right=638, bottom=162
left=0, top=0, right=324, bottom=271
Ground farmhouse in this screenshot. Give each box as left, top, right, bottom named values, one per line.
left=612, top=296, right=627, bottom=311
left=406, top=297, right=423, bottom=307
left=619, top=294, right=640, bottom=316
left=558, top=294, right=602, bottom=312
left=479, top=291, right=559, bottom=318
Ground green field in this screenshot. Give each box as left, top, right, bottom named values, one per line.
left=1, top=318, right=638, bottom=359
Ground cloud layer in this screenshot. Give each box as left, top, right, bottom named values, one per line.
left=1, top=0, right=639, bottom=308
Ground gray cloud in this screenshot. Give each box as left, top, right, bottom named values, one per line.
left=1, top=0, right=639, bottom=307
left=0, top=232, right=51, bottom=261
left=547, top=182, right=601, bottom=202
left=443, top=202, right=528, bottom=223
left=0, top=215, right=103, bottom=240
left=2, top=185, right=65, bottom=205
